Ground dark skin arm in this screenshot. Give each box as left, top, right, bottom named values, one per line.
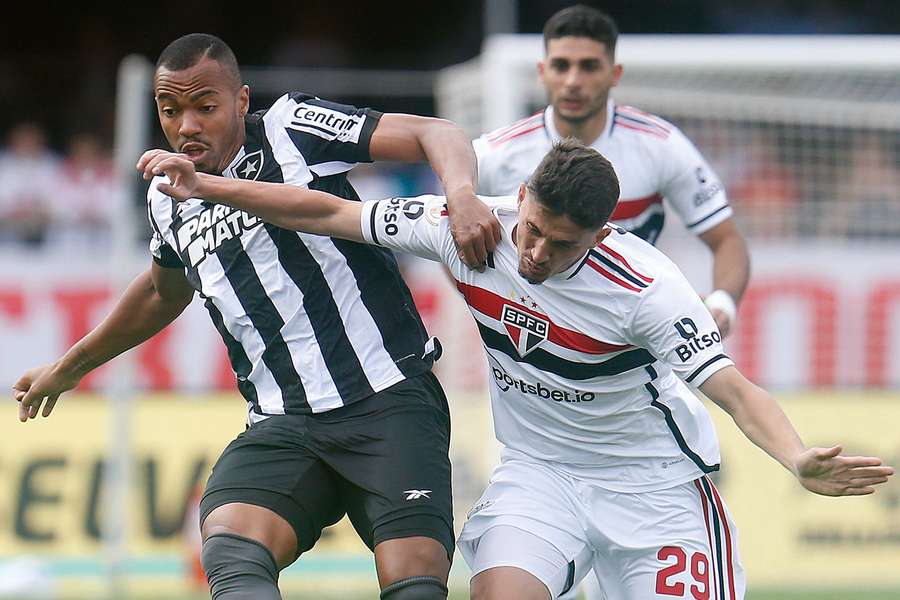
left=369, top=113, right=500, bottom=269
left=13, top=263, right=194, bottom=421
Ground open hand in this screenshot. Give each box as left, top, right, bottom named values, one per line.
left=13, top=364, right=82, bottom=422
left=795, top=445, right=894, bottom=496
left=136, top=149, right=200, bottom=202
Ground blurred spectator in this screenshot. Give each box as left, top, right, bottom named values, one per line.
left=727, top=129, right=801, bottom=238
left=348, top=162, right=441, bottom=202
left=47, top=131, right=118, bottom=251
left=0, top=122, right=59, bottom=247
left=822, top=133, right=900, bottom=239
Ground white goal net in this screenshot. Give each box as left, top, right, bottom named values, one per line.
left=436, top=34, right=900, bottom=241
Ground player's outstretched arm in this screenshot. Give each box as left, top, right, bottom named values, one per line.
left=369, top=114, right=500, bottom=269
left=13, top=264, right=194, bottom=422
left=137, top=150, right=366, bottom=242
left=699, top=366, right=894, bottom=496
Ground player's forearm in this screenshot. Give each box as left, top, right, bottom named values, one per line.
left=54, top=272, right=189, bottom=380
left=194, top=174, right=364, bottom=241
left=710, top=233, right=750, bottom=304
left=702, top=371, right=805, bottom=475
left=414, top=118, right=478, bottom=205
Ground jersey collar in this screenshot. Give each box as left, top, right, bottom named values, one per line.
left=544, top=99, right=616, bottom=147
left=223, top=146, right=247, bottom=178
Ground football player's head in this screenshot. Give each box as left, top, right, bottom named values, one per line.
left=515, top=139, right=619, bottom=284
left=539, top=5, right=622, bottom=126
left=154, top=34, right=250, bottom=174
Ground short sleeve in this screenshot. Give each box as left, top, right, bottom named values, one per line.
left=628, top=272, right=733, bottom=386
left=146, top=182, right=184, bottom=269
left=149, top=231, right=184, bottom=268
left=658, top=127, right=732, bottom=235
left=280, top=93, right=382, bottom=176
left=360, top=195, right=456, bottom=264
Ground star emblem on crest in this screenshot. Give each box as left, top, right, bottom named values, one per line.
left=233, top=150, right=264, bottom=181
left=240, top=159, right=259, bottom=178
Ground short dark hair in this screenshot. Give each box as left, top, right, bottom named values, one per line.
left=543, top=5, right=619, bottom=57
left=155, top=33, right=241, bottom=88
left=527, top=139, right=620, bottom=230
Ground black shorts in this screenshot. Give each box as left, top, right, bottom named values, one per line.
left=199, top=372, right=453, bottom=560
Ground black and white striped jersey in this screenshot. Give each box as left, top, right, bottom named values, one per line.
left=147, top=92, right=436, bottom=420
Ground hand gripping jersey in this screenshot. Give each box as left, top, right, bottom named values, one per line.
left=362, top=195, right=733, bottom=492
left=474, top=101, right=732, bottom=244
left=147, top=93, right=435, bottom=421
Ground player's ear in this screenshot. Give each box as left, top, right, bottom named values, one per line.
left=237, top=85, right=250, bottom=118
left=612, top=63, right=624, bottom=87
left=517, top=184, right=527, bottom=207
left=594, top=226, right=612, bottom=246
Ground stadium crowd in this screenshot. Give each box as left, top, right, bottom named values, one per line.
left=1, top=1, right=898, bottom=251
left=3, top=118, right=898, bottom=249
left=0, top=122, right=118, bottom=251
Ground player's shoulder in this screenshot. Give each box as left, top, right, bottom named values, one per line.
left=611, top=104, right=691, bottom=146
left=145, top=176, right=178, bottom=227
left=476, top=111, right=547, bottom=155
left=402, top=194, right=516, bottom=226
left=477, top=194, right=518, bottom=213
left=584, top=224, right=684, bottom=295
left=146, top=175, right=171, bottom=205
left=256, top=91, right=346, bottom=123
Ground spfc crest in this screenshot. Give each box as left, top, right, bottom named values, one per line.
left=501, top=304, right=549, bottom=356
left=233, top=149, right=264, bottom=180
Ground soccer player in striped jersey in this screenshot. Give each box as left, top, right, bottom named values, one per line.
left=474, top=5, right=750, bottom=338
left=13, top=34, right=500, bottom=600
left=138, top=138, right=892, bottom=600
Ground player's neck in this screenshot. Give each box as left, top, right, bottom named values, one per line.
left=552, top=109, right=607, bottom=147
left=217, top=127, right=248, bottom=174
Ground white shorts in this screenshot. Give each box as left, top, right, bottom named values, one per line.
left=457, top=452, right=745, bottom=600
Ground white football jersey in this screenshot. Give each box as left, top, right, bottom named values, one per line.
left=474, top=101, right=732, bottom=244
left=361, top=195, right=733, bottom=492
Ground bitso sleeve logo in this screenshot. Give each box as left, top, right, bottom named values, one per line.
left=501, top=304, right=549, bottom=356
left=673, top=316, right=722, bottom=361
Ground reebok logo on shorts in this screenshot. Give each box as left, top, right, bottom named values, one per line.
left=404, top=489, right=432, bottom=500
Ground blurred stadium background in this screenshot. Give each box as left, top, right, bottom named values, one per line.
left=1, top=1, right=898, bottom=598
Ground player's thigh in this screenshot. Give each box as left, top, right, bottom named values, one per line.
left=200, top=415, right=346, bottom=565
left=468, top=525, right=592, bottom=600
left=314, top=372, right=456, bottom=564
left=458, top=454, right=592, bottom=598
left=590, top=476, right=745, bottom=600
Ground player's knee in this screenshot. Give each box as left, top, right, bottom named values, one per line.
left=201, top=533, right=281, bottom=600
left=202, top=503, right=298, bottom=568
left=375, top=536, right=451, bottom=583
left=380, top=576, right=448, bottom=600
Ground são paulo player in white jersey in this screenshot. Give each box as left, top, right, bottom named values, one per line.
left=474, top=5, right=750, bottom=339
left=142, top=139, right=893, bottom=600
